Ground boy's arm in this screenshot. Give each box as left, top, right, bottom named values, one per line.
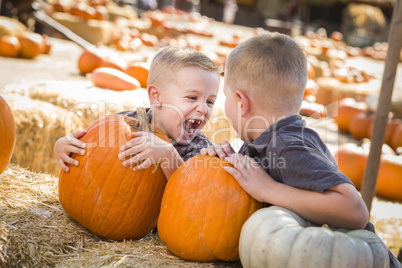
left=224, top=153, right=369, bottom=230
left=53, top=130, right=87, bottom=172
left=118, top=132, right=183, bottom=180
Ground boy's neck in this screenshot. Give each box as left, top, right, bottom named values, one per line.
left=244, top=109, right=298, bottom=142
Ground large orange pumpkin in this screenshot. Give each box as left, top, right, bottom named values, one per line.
left=0, top=95, right=16, bottom=175
left=59, top=108, right=169, bottom=240
left=334, top=98, right=368, bottom=133
left=157, top=155, right=262, bottom=262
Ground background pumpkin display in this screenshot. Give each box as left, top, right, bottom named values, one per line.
left=89, top=67, right=141, bottom=91
left=239, top=206, right=390, bottom=268
left=58, top=109, right=169, bottom=240
left=334, top=141, right=402, bottom=202
left=0, top=95, right=16, bottom=175
left=157, top=155, right=262, bottom=262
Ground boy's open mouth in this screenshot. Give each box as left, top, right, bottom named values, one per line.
left=183, top=119, right=202, bottom=134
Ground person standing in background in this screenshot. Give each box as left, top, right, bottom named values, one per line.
left=223, top=0, right=238, bottom=24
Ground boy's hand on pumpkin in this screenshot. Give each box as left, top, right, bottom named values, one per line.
left=200, top=141, right=234, bottom=159
left=223, top=153, right=272, bottom=202
left=119, top=131, right=172, bottom=171
left=53, top=130, right=87, bottom=172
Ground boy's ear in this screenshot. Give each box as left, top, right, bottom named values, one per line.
left=148, top=85, right=161, bottom=107
left=236, top=90, right=250, bottom=117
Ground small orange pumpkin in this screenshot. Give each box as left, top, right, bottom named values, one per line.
left=334, top=143, right=367, bottom=189
left=90, top=67, right=141, bottom=91
left=335, top=98, right=368, bottom=133
left=0, top=95, right=16, bottom=175
left=0, top=35, right=21, bottom=57
left=77, top=49, right=102, bottom=75
left=349, top=112, right=374, bottom=140
left=368, top=117, right=401, bottom=146
left=18, top=32, right=43, bottom=59
left=124, top=62, right=149, bottom=88
left=59, top=109, right=169, bottom=240
left=157, top=155, right=262, bottom=262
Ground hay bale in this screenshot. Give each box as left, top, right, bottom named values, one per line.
left=315, top=77, right=380, bottom=115
left=3, top=94, right=85, bottom=176
left=0, top=164, right=242, bottom=267
left=3, top=80, right=150, bottom=129
left=0, top=16, right=27, bottom=37
left=50, top=12, right=115, bottom=45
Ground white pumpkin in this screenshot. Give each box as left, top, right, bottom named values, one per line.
left=239, top=206, right=389, bottom=268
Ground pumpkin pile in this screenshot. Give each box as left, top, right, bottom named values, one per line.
left=334, top=97, right=402, bottom=150
left=0, top=95, right=16, bottom=175
left=0, top=16, right=52, bottom=59
left=334, top=141, right=402, bottom=202
left=239, top=206, right=390, bottom=268
left=77, top=48, right=149, bottom=90
left=58, top=108, right=169, bottom=240
left=157, top=155, right=262, bottom=262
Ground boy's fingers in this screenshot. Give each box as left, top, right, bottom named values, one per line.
left=61, top=155, right=79, bottom=167
left=206, top=146, right=217, bottom=156
left=66, top=145, right=85, bottom=156
left=200, top=148, right=207, bottom=155
left=223, top=166, right=244, bottom=182
left=58, top=159, right=69, bottom=172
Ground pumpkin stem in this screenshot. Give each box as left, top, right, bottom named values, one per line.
left=131, top=107, right=153, bottom=133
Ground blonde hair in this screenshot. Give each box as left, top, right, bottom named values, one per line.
left=225, top=32, right=307, bottom=113
left=148, top=46, right=219, bottom=87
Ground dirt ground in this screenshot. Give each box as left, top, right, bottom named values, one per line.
left=0, top=35, right=401, bottom=264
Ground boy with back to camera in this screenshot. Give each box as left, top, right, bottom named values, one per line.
left=200, top=32, right=400, bottom=267
left=54, top=46, right=220, bottom=180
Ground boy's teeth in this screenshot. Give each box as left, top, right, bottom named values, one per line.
left=188, top=119, right=195, bottom=123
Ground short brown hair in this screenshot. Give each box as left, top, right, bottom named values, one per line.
left=148, top=46, right=219, bottom=87
left=225, top=32, right=307, bottom=113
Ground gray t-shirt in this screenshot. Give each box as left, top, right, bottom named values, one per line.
left=116, top=108, right=211, bottom=161
left=238, top=114, right=353, bottom=193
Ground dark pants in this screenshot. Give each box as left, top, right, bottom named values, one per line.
left=365, top=222, right=402, bottom=268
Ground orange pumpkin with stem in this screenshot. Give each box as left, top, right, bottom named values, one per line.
left=0, top=96, right=16, bottom=175
left=157, top=155, right=262, bottom=262
left=58, top=108, right=169, bottom=240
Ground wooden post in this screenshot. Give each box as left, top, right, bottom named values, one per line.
left=361, top=0, right=402, bottom=212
